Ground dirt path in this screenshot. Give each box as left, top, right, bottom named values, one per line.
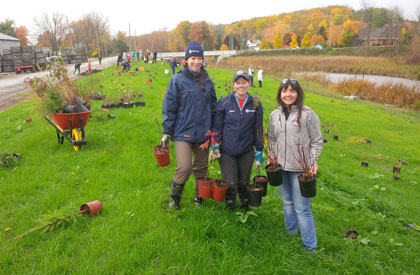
left=0, top=56, right=117, bottom=113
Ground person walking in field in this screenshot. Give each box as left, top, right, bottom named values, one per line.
left=170, top=56, right=177, bottom=75
left=248, top=65, right=255, bottom=87
left=268, top=78, right=323, bottom=253
left=161, top=41, right=217, bottom=210
left=211, top=71, right=264, bottom=210
left=257, top=66, right=263, bottom=88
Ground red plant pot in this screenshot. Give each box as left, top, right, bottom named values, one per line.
left=80, top=200, right=103, bottom=216
left=212, top=179, right=229, bottom=202
left=153, top=145, right=170, bottom=167
left=197, top=176, right=214, bottom=199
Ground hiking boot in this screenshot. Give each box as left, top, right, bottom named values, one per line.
left=238, top=198, right=249, bottom=211
left=194, top=197, right=203, bottom=207
left=168, top=196, right=180, bottom=210
left=225, top=199, right=235, bottom=211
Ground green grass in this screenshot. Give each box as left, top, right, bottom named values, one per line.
left=1, top=60, right=420, bottom=274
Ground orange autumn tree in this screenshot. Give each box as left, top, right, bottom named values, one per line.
left=15, top=26, right=29, bottom=46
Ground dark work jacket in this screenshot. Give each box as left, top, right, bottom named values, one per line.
left=213, top=93, right=263, bottom=157
left=162, top=68, right=217, bottom=142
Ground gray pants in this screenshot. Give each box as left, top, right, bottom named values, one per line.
left=218, top=150, right=254, bottom=202
left=172, top=141, right=209, bottom=197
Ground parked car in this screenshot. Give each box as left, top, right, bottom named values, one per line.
left=313, top=44, right=324, bottom=49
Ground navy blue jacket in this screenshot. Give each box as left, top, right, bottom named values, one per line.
left=213, top=93, right=263, bottom=157
left=162, top=68, right=217, bottom=142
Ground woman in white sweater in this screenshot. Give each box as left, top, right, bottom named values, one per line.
left=268, top=78, right=323, bottom=253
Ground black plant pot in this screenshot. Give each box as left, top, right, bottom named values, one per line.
left=253, top=175, right=268, bottom=197
left=394, top=175, right=400, bottom=180
left=323, top=139, right=328, bottom=143
left=361, top=161, right=369, bottom=167
left=247, top=185, right=263, bottom=206
left=139, top=102, right=145, bottom=106
left=265, top=164, right=283, bottom=186
left=298, top=175, right=317, bottom=198
left=135, top=102, right=141, bottom=106
left=333, top=135, right=338, bottom=140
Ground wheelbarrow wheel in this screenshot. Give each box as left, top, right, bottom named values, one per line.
left=72, top=129, right=82, bottom=151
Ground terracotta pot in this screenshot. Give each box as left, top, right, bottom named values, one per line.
left=153, top=145, right=170, bottom=167
left=80, top=200, right=103, bottom=216
left=212, top=179, right=229, bottom=202
left=197, top=176, right=214, bottom=199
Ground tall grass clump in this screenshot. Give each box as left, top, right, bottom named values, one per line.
left=329, top=79, right=420, bottom=110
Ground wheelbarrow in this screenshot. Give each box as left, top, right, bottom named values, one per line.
left=44, top=111, right=91, bottom=151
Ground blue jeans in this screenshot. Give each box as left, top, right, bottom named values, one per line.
left=278, top=171, right=317, bottom=251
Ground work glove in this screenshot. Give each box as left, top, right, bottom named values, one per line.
left=160, top=134, right=170, bottom=147
left=209, top=143, right=220, bottom=162
left=255, top=151, right=265, bottom=169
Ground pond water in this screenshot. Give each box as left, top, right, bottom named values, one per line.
left=323, top=72, right=420, bottom=90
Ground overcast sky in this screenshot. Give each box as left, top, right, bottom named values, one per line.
left=1, top=0, right=419, bottom=41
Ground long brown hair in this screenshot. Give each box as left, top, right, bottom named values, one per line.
left=277, top=79, right=304, bottom=123
left=183, top=62, right=207, bottom=91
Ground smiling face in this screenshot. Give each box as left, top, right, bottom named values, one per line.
left=280, top=85, right=298, bottom=107
left=186, top=56, right=203, bottom=71
left=233, top=77, right=251, bottom=99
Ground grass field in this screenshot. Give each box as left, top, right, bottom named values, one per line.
left=1, top=60, right=420, bottom=274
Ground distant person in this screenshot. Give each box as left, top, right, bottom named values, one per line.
left=123, top=52, right=127, bottom=61
left=74, top=63, right=81, bottom=74
left=117, top=53, right=123, bottom=66
left=132, top=50, right=136, bottom=59
left=203, top=60, right=207, bottom=69
left=121, top=60, right=131, bottom=72
left=145, top=52, right=149, bottom=63
left=257, top=66, right=263, bottom=88
left=153, top=51, right=157, bottom=63
left=98, top=54, right=102, bottom=65
left=136, top=49, right=140, bottom=62
left=170, top=57, right=177, bottom=75
left=127, top=54, right=131, bottom=63
left=248, top=65, right=255, bottom=87
left=87, top=61, right=92, bottom=72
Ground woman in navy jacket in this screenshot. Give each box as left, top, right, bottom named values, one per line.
left=161, top=41, right=217, bottom=210
left=212, top=71, right=264, bottom=210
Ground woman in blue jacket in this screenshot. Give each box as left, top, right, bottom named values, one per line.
left=161, top=41, right=217, bottom=210
left=212, top=71, right=264, bottom=210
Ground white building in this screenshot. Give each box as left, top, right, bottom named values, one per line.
left=247, top=40, right=261, bottom=51
left=0, top=32, right=20, bottom=53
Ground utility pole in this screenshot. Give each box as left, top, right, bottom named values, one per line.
left=329, top=10, right=332, bottom=48
left=128, top=23, right=131, bottom=53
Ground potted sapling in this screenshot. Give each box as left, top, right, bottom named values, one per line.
left=14, top=200, right=102, bottom=240
left=264, top=143, right=282, bottom=186
left=196, top=130, right=218, bottom=199
left=333, top=125, right=339, bottom=141
left=152, top=117, right=170, bottom=167
left=291, top=140, right=319, bottom=198
left=361, top=152, right=369, bottom=167
left=210, top=160, right=229, bottom=202
left=253, top=127, right=269, bottom=196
